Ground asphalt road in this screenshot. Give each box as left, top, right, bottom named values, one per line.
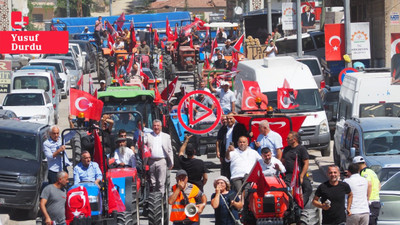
left=0, top=71, right=332, bottom=225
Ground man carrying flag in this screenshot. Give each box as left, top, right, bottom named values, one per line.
left=282, top=131, right=312, bottom=206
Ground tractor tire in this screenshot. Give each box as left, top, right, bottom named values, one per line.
left=163, top=54, right=174, bottom=80
left=167, top=117, right=181, bottom=169
left=299, top=208, right=320, bottom=225
left=163, top=172, right=170, bottom=225
left=147, top=192, right=164, bottom=225
left=117, top=211, right=133, bottom=225
left=98, top=56, right=110, bottom=82
left=321, top=145, right=331, bottom=157
left=132, top=176, right=140, bottom=225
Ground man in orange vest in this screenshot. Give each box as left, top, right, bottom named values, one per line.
left=168, top=170, right=207, bottom=225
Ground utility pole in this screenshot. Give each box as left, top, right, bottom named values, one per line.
left=296, top=0, right=302, bottom=57
left=109, top=0, right=112, bottom=16
left=267, top=0, right=272, bottom=34
left=67, top=0, right=70, bottom=17
left=344, top=0, right=352, bottom=68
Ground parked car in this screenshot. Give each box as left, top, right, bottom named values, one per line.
left=0, top=120, right=49, bottom=220
left=295, top=55, right=324, bottom=88
left=29, top=59, right=71, bottom=99
left=1, top=89, right=55, bottom=125
left=69, top=43, right=85, bottom=71
left=69, top=40, right=97, bottom=73
left=11, top=70, right=60, bottom=124
left=0, top=109, right=18, bottom=120
left=4, top=54, right=29, bottom=70
left=46, top=56, right=83, bottom=89
left=334, top=117, right=400, bottom=182
left=320, top=85, right=340, bottom=139
left=275, top=31, right=325, bottom=60
left=378, top=171, right=400, bottom=225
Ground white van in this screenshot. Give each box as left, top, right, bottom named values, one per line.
left=235, top=56, right=331, bottom=156
left=11, top=70, right=60, bottom=124
left=333, top=71, right=400, bottom=156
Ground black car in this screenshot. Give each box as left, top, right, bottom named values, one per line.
left=69, top=40, right=98, bottom=73
left=320, top=85, right=340, bottom=139
left=0, top=120, right=49, bottom=219
left=0, top=109, right=18, bottom=120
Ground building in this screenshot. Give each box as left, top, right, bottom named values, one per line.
left=150, top=0, right=226, bottom=15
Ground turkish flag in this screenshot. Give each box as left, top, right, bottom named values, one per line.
left=166, top=18, right=174, bottom=41
left=126, top=54, right=135, bottom=75
left=290, top=154, right=304, bottom=209
left=233, top=116, right=306, bottom=146
left=391, top=33, right=400, bottom=84
left=233, top=34, right=244, bottom=52
left=108, top=177, right=126, bottom=214
left=173, top=24, right=179, bottom=49
left=50, top=24, right=57, bottom=31
left=154, top=29, right=159, bottom=46
left=129, top=20, right=137, bottom=51
left=194, top=17, right=206, bottom=30
left=232, top=52, right=239, bottom=68
left=139, top=61, right=150, bottom=88
left=116, top=12, right=125, bottom=33
left=325, top=24, right=345, bottom=61
left=203, top=54, right=210, bottom=69
left=241, top=80, right=268, bottom=110
left=93, top=89, right=97, bottom=98
left=190, top=35, right=194, bottom=49
left=210, top=36, right=218, bottom=56
left=65, top=186, right=91, bottom=224
left=93, top=129, right=106, bottom=173
left=70, top=89, right=104, bottom=121
left=105, top=21, right=118, bottom=40
left=277, top=79, right=299, bottom=110
left=246, top=162, right=269, bottom=196
left=76, top=75, right=83, bottom=91
left=391, top=33, right=400, bottom=57
left=161, top=76, right=179, bottom=101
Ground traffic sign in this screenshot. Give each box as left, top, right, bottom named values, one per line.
left=177, top=90, right=222, bottom=134
left=338, top=67, right=358, bottom=85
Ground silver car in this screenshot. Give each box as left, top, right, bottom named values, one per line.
left=46, top=56, right=83, bottom=89
left=379, top=171, right=400, bottom=224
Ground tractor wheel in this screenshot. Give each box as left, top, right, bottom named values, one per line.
left=132, top=176, right=140, bottom=225
left=98, top=55, right=110, bottom=82
left=299, top=208, right=320, bottom=225
left=117, top=211, right=133, bottom=225
left=167, top=117, right=181, bottom=169
left=163, top=172, right=170, bottom=225
left=163, top=54, right=174, bottom=80
left=148, top=192, right=163, bottom=225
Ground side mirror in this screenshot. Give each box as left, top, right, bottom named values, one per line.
left=350, top=147, right=356, bottom=158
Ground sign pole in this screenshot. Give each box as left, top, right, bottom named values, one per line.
left=344, top=0, right=352, bottom=68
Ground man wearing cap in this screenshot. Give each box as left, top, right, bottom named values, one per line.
left=353, top=156, right=381, bottom=225
left=264, top=40, right=278, bottom=57
left=145, top=119, right=174, bottom=194
left=98, top=80, right=107, bottom=91
left=213, top=54, right=228, bottom=69
left=226, top=136, right=261, bottom=192
left=114, top=137, right=136, bottom=168
left=73, top=151, right=102, bottom=187
left=258, top=147, right=286, bottom=176
left=211, top=176, right=243, bottom=225
left=209, top=80, right=236, bottom=114
left=168, top=170, right=207, bottom=225
left=82, top=26, right=91, bottom=34
left=221, top=39, right=238, bottom=56
left=252, top=120, right=283, bottom=159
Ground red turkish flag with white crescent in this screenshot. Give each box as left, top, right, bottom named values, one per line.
left=233, top=34, right=244, bottom=52
left=325, top=24, right=345, bottom=61
left=391, top=33, right=400, bottom=84
left=65, top=186, right=91, bottom=224
left=70, top=88, right=104, bottom=121
left=277, top=79, right=299, bottom=110
left=241, top=80, right=268, bottom=110
left=161, top=76, right=179, bottom=101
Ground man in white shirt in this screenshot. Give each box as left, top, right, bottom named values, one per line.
left=253, top=120, right=283, bottom=159
left=344, top=163, right=370, bottom=225
left=264, top=40, right=278, bottom=57
left=225, top=136, right=261, bottom=192
left=209, top=81, right=236, bottom=114
left=114, top=138, right=136, bottom=168
left=258, top=148, right=285, bottom=176
left=113, top=37, right=125, bottom=51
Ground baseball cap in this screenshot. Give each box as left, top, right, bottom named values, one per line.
left=220, top=81, right=229, bottom=86
left=100, top=80, right=106, bottom=84
left=85, top=26, right=88, bottom=29
left=115, top=137, right=127, bottom=143
left=226, top=39, right=231, bottom=42
left=352, top=156, right=365, bottom=164
left=214, top=176, right=230, bottom=188
left=176, top=169, right=187, bottom=177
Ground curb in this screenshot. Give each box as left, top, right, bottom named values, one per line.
left=0, top=214, right=9, bottom=225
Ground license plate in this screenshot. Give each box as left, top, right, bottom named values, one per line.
left=0, top=198, right=5, bottom=204
left=302, top=140, right=310, bottom=146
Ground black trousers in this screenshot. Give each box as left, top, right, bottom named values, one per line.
left=369, top=201, right=381, bottom=225
left=284, top=173, right=312, bottom=206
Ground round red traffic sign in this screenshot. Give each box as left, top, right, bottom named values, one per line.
left=338, top=67, right=358, bottom=85
left=177, top=90, right=222, bottom=134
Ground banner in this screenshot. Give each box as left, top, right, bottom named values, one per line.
left=391, top=33, right=400, bottom=84
left=350, top=22, right=370, bottom=60
left=325, top=24, right=345, bottom=61
left=282, top=3, right=296, bottom=30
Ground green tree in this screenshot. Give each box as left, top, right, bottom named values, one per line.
left=55, top=0, right=93, bottom=17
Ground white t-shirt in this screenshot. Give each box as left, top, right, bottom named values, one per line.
left=149, top=132, right=164, bottom=159
left=258, top=157, right=286, bottom=176
left=215, top=88, right=236, bottom=110
left=265, top=45, right=277, bottom=57
left=114, top=147, right=136, bottom=168
left=226, top=147, right=261, bottom=179
left=344, top=174, right=370, bottom=214
left=113, top=42, right=125, bottom=50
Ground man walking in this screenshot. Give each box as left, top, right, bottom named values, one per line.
left=40, top=171, right=69, bottom=225
left=313, top=165, right=353, bottom=225
left=344, top=163, right=370, bottom=225
left=145, top=119, right=174, bottom=194
left=43, top=125, right=71, bottom=184
left=353, top=156, right=381, bottom=225
left=253, top=120, right=283, bottom=159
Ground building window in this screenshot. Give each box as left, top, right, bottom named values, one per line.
left=32, top=14, right=43, bottom=22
